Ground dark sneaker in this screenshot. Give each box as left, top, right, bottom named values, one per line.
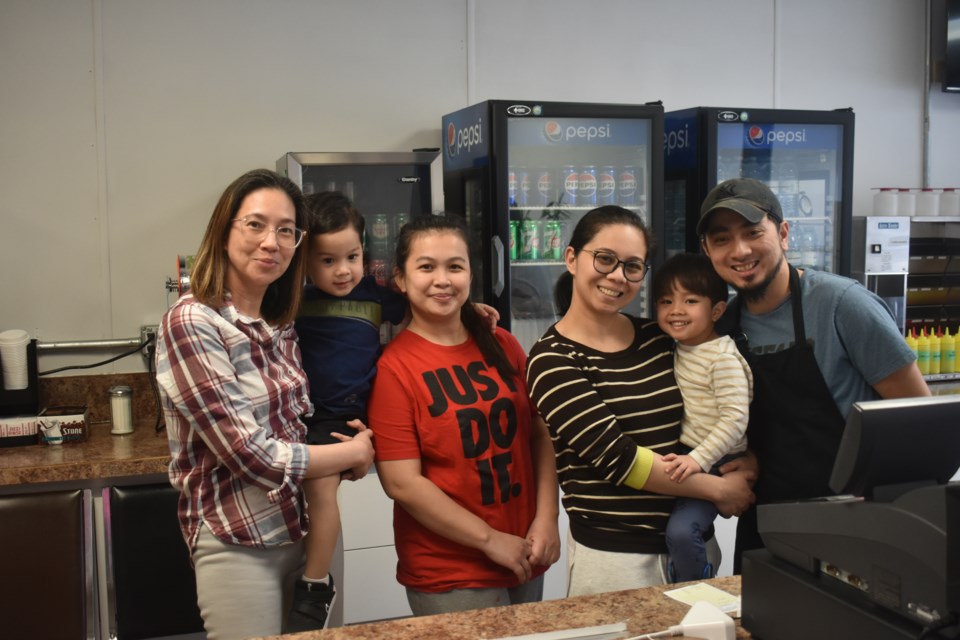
left=287, top=575, right=337, bottom=632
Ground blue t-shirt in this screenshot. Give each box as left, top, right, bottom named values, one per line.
left=718, top=269, right=916, bottom=421
left=296, top=276, right=407, bottom=416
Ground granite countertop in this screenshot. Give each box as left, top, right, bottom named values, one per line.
left=255, top=576, right=748, bottom=640
left=0, top=420, right=170, bottom=487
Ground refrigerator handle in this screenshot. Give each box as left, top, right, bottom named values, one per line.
left=491, top=235, right=505, bottom=297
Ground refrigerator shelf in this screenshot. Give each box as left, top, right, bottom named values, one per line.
left=511, top=260, right=565, bottom=267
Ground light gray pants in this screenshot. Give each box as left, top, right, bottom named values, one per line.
left=406, top=574, right=544, bottom=616
left=193, top=522, right=305, bottom=640
left=565, top=530, right=722, bottom=596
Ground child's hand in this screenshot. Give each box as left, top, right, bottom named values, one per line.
left=662, top=453, right=702, bottom=483
left=473, top=303, right=501, bottom=333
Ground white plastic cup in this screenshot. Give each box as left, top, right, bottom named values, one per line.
left=873, top=188, right=898, bottom=216
left=0, top=329, right=30, bottom=390
left=916, top=188, right=940, bottom=216
left=941, top=188, right=960, bottom=217
left=897, top=188, right=917, bottom=217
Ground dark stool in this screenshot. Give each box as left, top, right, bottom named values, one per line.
left=108, top=484, right=204, bottom=639
left=0, top=489, right=89, bottom=639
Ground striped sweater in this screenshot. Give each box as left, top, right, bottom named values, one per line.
left=526, top=316, right=683, bottom=553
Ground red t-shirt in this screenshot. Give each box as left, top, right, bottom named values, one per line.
left=368, top=327, right=546, bottom=592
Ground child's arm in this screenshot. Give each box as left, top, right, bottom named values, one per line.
left=661, top=453, right=703, bottom=482
left=473, top=302, right=500, bottom=333
left=685, top=351, right=752, bottom=474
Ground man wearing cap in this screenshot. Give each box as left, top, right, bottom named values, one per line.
left=697, top=178, right=929, bottom=572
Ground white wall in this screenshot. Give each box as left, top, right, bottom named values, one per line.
left=1, top=0, right=958, bottom=374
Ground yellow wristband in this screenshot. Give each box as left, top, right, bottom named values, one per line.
left=623, top=447, right=654, bottom=490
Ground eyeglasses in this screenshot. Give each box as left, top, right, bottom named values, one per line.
left=584, top=249, right=648, bottom=282
left=232, top=217, right=304, bottom=248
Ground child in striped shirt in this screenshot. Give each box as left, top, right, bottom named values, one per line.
left=653, top=253, right=753, bottom=582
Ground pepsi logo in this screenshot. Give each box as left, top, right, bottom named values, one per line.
left=747, top=126, right=766, bottom=146
left=446, top=122, right=457, bottom=155
left=544, top=121, right=564, bottom=142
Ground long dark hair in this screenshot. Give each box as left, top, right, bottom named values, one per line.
left=190, top=169, right=307, bottom=325
left=394, top=214, right=519, bottom=382
left=554, top=205, right=654, bottom=315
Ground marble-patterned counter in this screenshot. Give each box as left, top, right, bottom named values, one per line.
left=255, top=576, right=749, bottom=640
left=0, top=419, right=170, bottom=488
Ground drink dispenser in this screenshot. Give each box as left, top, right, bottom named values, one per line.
left=852, top=217, right=911, bottom=334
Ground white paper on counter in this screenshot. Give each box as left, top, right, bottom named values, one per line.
left=663, top=582, right=741, bottom=616
left=485, top=621, right=628, bottom=640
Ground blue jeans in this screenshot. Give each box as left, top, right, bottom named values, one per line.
left=665, top=451, right=742, bottom=582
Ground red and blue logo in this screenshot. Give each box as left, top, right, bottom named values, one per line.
left=446, top=122, right=458, bottom=157
left=747, top=125, right=766, bottom=147
left=544, top=121, right=564, bottom=142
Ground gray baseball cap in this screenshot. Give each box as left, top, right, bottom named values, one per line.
left=697, top=178, right=783, bottom=237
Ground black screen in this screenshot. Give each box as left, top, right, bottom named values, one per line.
left=946, top=0, right=960, bottom=92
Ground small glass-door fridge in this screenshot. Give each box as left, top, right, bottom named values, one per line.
left=442, top=100, right=664, bottom=352
left=277, top=150, right=442, bottom=284
left=664, top=107, right=855, bottom=276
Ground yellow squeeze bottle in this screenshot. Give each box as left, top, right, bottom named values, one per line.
left=942, top=327, right=956, bottom=374
left=930, top=327, right=941, bottom=374
left=906, top=327, right=918, bottom=358
left=917, top=327, right=931, bottom=375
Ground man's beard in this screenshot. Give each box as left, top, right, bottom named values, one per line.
left=734, top=254, right=785, bottom=304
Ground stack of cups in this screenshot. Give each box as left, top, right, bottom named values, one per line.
left=942, top=188, right=960, bottom=217
left=0, top=329, right=30, bottom=391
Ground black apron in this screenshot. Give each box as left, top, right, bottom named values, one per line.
left=730, top=266, right=846, bottom=573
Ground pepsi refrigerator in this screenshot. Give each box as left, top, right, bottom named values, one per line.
left=664, top=107, right=855, bottom=276
left=442, top=100, right=664, bottom=352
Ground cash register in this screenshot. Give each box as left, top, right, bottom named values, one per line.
left=741, top=395, right=960, bottom=640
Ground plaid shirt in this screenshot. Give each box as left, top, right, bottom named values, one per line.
left=156, top=294, right=312, bottom=552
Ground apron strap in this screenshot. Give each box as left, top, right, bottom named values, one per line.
left=731, top=264, right=805, bottom=352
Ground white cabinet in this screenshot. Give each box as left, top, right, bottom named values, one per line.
left=338, top=471, right=412, bottom=624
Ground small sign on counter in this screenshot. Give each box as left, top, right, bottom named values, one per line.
left=38, top=405, right=89, bottom=445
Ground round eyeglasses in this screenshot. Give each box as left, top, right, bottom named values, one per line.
left=584, top=249, right=648, bottom=282
left=233, top=217, right=304, bottom=248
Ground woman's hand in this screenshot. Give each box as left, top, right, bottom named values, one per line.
left=662, top=453, right=702, bottom=483
left=481, top=530, right=533, bottom=583
left=525, top=515, right=561, bottom=567
left=331, top=422, right=374, bottom=481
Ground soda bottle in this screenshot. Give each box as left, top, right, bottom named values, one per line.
left=518, top=168, right=531, bottom=207
left=578, top=166, right=598, bottom=206
left=509, top=220, right=520, bottom=261
left=799, top=225, right=819, bottom=268
left=777, top=163, right=799, bottom=218
left=370, top=213, right=390, bottom=241
left=508, top=167, right=518, bottom=207
left=597, top=166, right=617, bottom=205
left=531, top=168, right=554, bottom=207
left=542, top=220, right=565, bottom=260
left=560, top=165, right=579, bottom=206
left=395, top=212, right=409, bottom=239
left=519, top=219, right=542, bottom=260
left=618, top=166, right=638, bottom=206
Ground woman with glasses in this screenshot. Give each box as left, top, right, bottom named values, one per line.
left=155, top=169, right=374, bottom=640
left=526, top=205, right=755, bottom=597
